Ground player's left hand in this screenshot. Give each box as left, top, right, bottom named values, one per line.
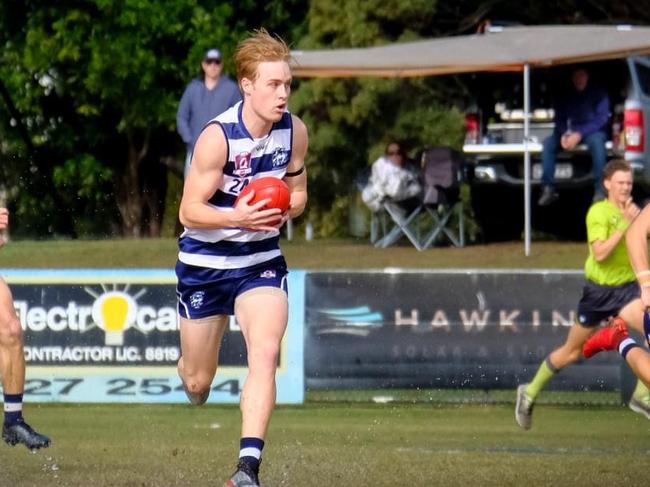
left=273, top=206, right=292, bottom=229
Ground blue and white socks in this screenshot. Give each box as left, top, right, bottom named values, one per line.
left=240, top=437, right=264, bottom=474
left=3, top=393, right=23, bottom=426
left=619, top=337, right=640, bottom=359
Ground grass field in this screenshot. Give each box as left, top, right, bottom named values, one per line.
left=2, top=399, right=649, bottom=487
left=1, top=238, right=632, bottom=486
left=0, top=237, right=588, bottom=269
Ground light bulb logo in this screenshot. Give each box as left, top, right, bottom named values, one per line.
left=92, top=291, right=137, bottom=345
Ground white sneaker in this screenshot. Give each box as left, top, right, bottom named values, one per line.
left=515, top=384, right=534, bottom=430
left=628, top=396, right=650, bottom=420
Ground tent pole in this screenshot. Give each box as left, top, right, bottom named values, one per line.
left=523, top=63, right=531, bottom=256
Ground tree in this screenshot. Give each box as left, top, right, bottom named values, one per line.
left=292, top=0, right=464, bottom=236
left=0, top=0, right=242, bottom=237
left=0, top=0, right=312, bottom=238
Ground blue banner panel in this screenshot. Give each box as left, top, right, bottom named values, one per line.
left=2, top=269, right=304, bottom=404
left=305, top=270, right=623, bottom=391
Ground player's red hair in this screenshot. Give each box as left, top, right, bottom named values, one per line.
left=234, top=28, right=291, bottom=86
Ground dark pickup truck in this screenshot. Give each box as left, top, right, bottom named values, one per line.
left=463, top=56, right=650, bottom=241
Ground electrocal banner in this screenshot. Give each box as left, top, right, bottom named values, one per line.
left=3, top=269, right=304, bottom=404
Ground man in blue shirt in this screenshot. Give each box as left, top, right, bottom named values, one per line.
left=176, top=48, right=242, bottom=178
left=538, top=67, right=610, bottom=206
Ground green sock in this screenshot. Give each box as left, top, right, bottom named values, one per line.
left=525, top=357, right=558, bottom=401
left=632, top=379, right=650, bottom=401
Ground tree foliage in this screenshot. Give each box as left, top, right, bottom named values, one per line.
left=0, top=0, right=307, bottom=238
left=1, top=0, right=649, bottom=238
left=292, top=0, right=465, bottom=236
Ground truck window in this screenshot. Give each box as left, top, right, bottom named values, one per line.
left=636, top=62, right=650, bottom=97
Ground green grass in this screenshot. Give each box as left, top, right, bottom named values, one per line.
left=2, top=400, right=649, bottom=487
left=0, top=239, right=615, bottom=486
left=0, top=237, right=588, bottom=269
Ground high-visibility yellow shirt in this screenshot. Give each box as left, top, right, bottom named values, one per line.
left=584, top=199, right=635, bottom=285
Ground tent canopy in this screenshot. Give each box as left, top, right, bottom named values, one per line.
left=290, top=25, right=650, bottom=78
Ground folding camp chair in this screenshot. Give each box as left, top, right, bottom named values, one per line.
left=371, top=198, right=425, bottom=250
left=358, top=161, right=426, bottom=250
left=419, top=146, right=466, bottom=248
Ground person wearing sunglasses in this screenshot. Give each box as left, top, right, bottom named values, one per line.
left=177, top=47, right=242, bottom=178
left=362, top=142, right=423, bottom=215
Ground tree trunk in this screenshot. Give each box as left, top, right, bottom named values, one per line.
left=116, top=132, right=149, bottom=238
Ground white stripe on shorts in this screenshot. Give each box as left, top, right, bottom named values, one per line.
left=178, top=249, right=282, bottom=270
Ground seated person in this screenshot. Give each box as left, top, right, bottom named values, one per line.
left=361, top=142, right=422, bottom=214
left=538, top=67, right=610, bottom=206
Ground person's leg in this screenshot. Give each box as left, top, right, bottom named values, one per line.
left=541, top=132, right=561, bottom=188
left=177, top=315, right=228, bottom=405
left=516, top=322, right=595, bottom=429
left=624, top=348, right=650, bottom=388
left=0, top=278, right=49, bottom=449
left=614, top=299, right=650, bottom=414
left=583, top=318, right=650, bottom=386
left=547, top=323, right=597, bottom=368
left=529, top=321, right=596, bottom=397
left=230, top=287, right=287, bottom=482
left=0, top=278, right=25, bottom=395
left=538, top=132, right=561, bottom=205
left=583, top=130, right=607, bottom=198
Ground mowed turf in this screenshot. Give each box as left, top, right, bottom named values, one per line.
left=1, top=400, right=649, bottom=487
left=0, top=240, right=634, bottom=486
left=0, top=237, right=588, bottom=269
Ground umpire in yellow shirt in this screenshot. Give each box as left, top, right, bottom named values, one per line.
left=515, top=159, right=650, bottom=429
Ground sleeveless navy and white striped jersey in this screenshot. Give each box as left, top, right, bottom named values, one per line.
left=178, top=101, right=293, bottom=270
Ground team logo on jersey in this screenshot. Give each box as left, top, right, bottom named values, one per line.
left=234, top=151, right=252, bottom=177
left=260, top=270, right=277, bottom=279
left=189, top=291, right=205, bottom=309
left=271, top=148, right=290, bottom=167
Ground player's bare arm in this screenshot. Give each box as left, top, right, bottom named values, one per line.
left=283, top=115, right=308, bottom=220
left=0, top=208, right=8, bottom=248
left=627, top=204, right=650, bottom=308
left=626, top=204, right=650, bottom=276
left=179, top=125, right=281, bottom=231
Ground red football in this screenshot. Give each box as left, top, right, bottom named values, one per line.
left=235, top=177, right=291, bottom=213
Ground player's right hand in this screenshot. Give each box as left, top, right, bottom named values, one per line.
left=232, top=190, right=282, bottom=231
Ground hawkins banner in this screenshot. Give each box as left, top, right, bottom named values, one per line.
left=305, top=270, right=624, bottom=391
left=3, top=269, right=304, bottom=404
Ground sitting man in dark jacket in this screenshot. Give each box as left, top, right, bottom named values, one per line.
left=538, top=67, right=610, bottom=206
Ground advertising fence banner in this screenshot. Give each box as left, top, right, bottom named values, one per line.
left=3, top=270, right=304, bottom=404
left=305, top=270, right=623, bottom=391
left=4, top=268, right=631, bottom=400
